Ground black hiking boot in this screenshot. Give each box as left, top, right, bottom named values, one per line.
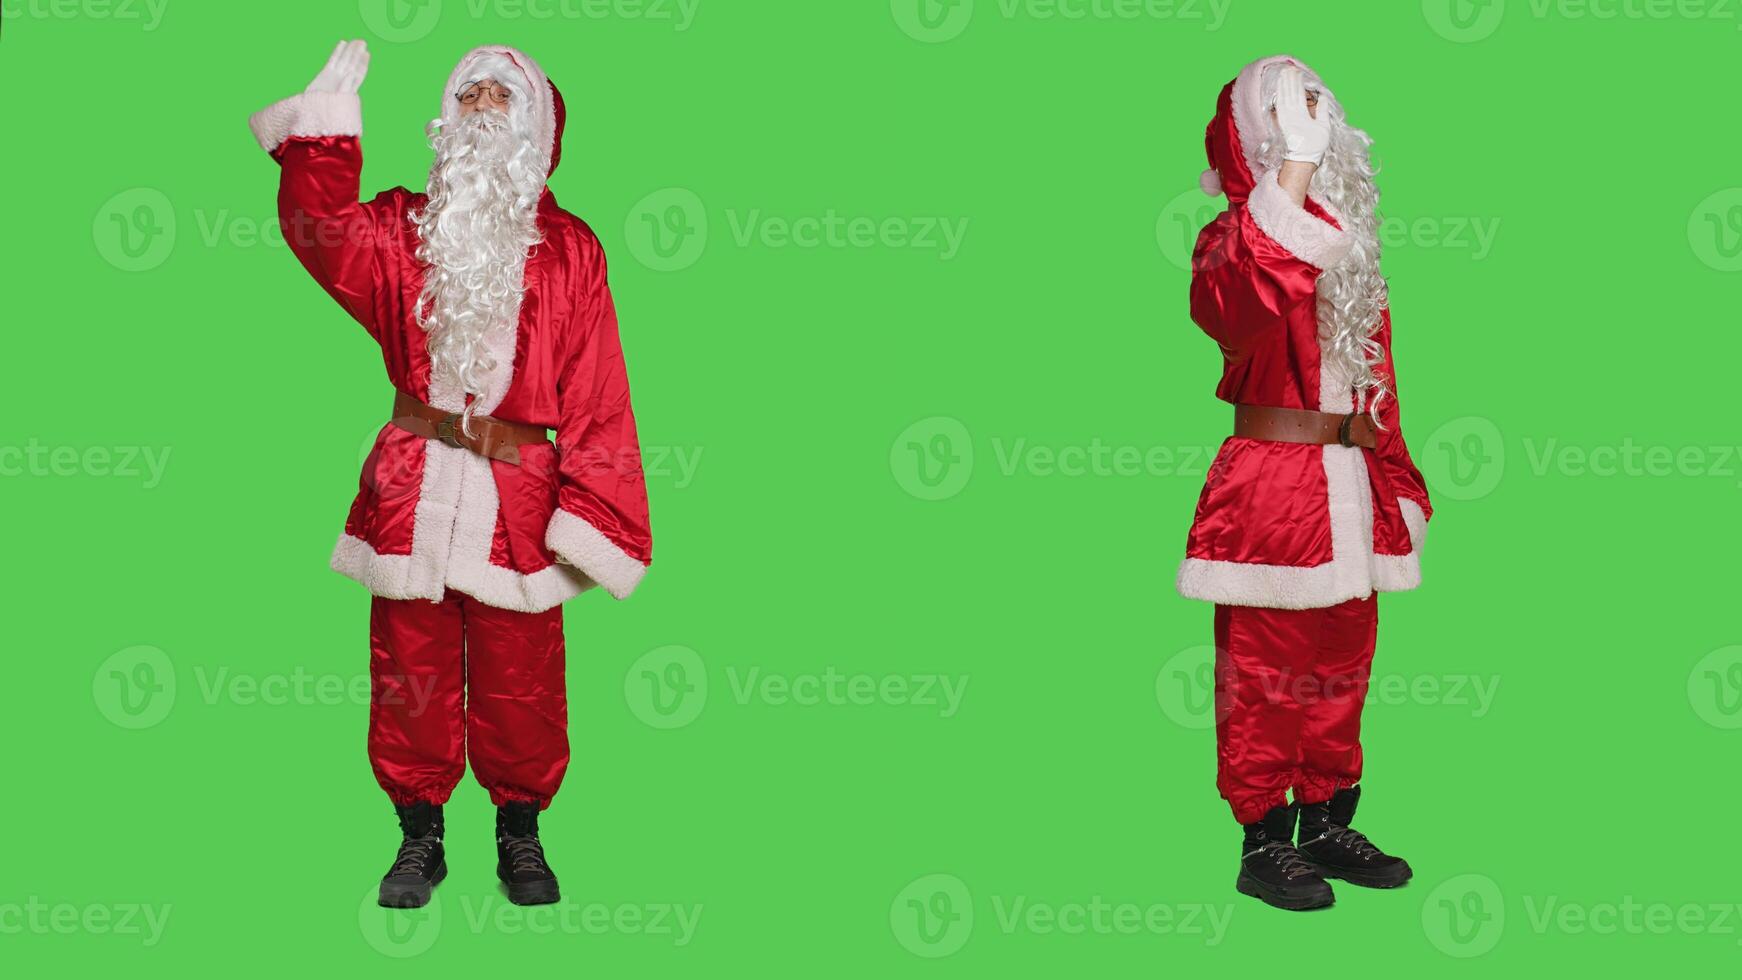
left=1235, top=802, right=1335, bottom=911
left=1297, top=786, right=1413, bottom=888
left=379, top=801, right=447, bottom=908
left=496, top=802, right=560, bottom=906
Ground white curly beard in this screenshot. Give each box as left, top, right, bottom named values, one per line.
left=410, top=103, right=545, bottom=430
left=1256, top=66, right=1391, bottom=422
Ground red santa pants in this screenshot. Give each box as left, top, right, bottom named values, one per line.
left=368, top=589, right=568, bottom=809
left=1213, top=595, right=1377, bottom=825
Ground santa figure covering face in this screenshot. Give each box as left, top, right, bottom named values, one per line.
left=1179, top=55, right=1433, bottom=911
left=249, top=40, right=653, bottom=909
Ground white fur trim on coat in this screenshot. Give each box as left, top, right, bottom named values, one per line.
left=1372, top=497, right=1427, bottom=593
left=545, top=508, right=648, bottom=600
left=1176, top=443, right=1379, bottom=610
left=1175, top=475, right=1426, bottom=609
left=330, top=437, right=592, bottom=613
left=248, top=92, right=362, bottom=154
left=1246, top=169, right=1353, bottom=272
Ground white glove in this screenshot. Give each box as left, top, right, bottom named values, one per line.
left=1273, top=66, right=1330, bottom=166
left=304, top=39, right=370, bottom=95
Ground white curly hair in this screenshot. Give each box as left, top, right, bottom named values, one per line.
left=1257, top=64, right=1391, bottom=423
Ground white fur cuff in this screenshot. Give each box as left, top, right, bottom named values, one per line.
left=1246, top=169, right=1353, bottom=271
left=248, top=92, right=362, bottom=154
left=545, top=509, right=648, bottom=600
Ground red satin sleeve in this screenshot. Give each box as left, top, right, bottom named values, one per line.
left=1189, top=205, right=1322, bottom=363
left=1372, top=311, right=1433, bottom=521
left=552, top=241, right=654, bottom=565
left=272, top=135, right=411, bottom=344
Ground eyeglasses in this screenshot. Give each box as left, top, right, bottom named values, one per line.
left=457, top=81, right=511, bottom=106
left=1269, top=90, right=1322, bottom=111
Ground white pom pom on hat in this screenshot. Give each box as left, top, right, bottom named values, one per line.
left=1199, top=168, right=1223, bottom=197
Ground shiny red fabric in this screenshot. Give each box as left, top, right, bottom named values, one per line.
left=272, top=81, right=651, bottom=582
left=368, top=589, right=568, bottom=808
left=1213, top=596, right=1377, bottom=824
left=1184, top=78, right=1430, bottom=571
left=1184, top=306, right=1428, bottom=567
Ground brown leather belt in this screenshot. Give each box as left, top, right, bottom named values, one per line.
left=389, top=390, right=549, bottom=466
left=1235, top=404, right=1377, bottom=450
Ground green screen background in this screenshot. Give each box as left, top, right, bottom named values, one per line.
left=4, top=0, right=1740, bottom=972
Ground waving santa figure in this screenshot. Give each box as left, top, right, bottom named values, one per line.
left=1178, top=55, right=1433, bottom=911
left=250, top=40, right=652, bottom=909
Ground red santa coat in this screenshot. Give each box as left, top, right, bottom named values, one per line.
left=249, top=46, right=651, bottom=613
left=1177, top=55, right=1432, bottom=610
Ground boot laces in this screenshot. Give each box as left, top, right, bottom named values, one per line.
left=390, top=834, right=440, bottom=877
left=1254, top=841, right=1319, bottom=879
left=1325, top=825, right=1382, bottom=860
left=501, top=834, right=549, bottom=875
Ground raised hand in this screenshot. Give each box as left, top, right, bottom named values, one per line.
left=1273, top=66, right=1330, bottom=166
left=305, top=39, right=370, bottom=95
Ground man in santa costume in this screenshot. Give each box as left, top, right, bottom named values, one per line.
left=249, top=40, right=653, bottom=908
left=1178, top=55, right=1433, bottom=911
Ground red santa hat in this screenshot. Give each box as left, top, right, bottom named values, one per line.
left=1199, top=54, right=1337, bottom=200
left=1197, top=54, right=1353, bottom=272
